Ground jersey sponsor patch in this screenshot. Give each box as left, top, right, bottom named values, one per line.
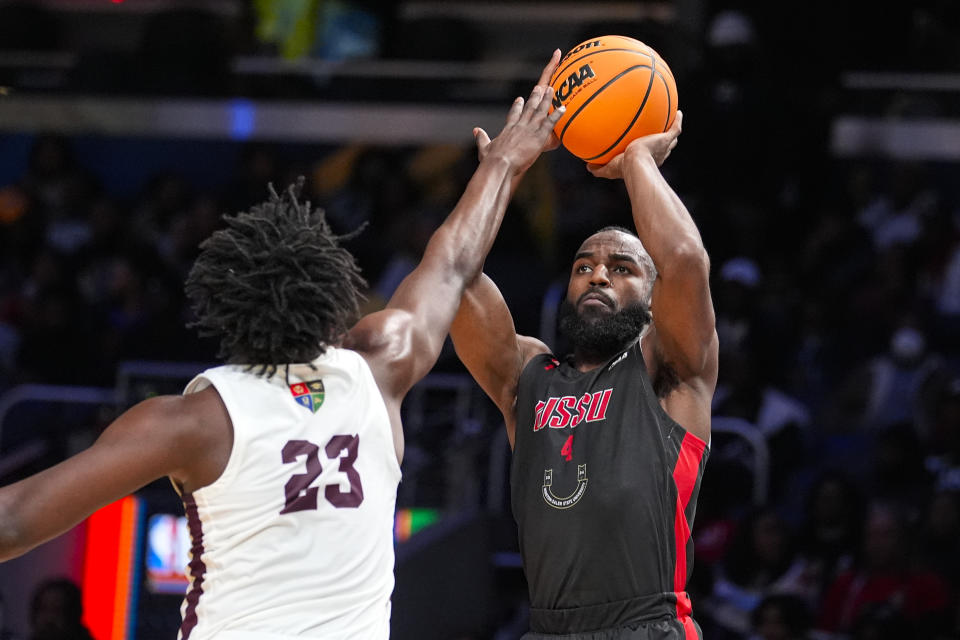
left=532, top=388, right=613, bottom=431
left=289, top=379, right=325, bottom=413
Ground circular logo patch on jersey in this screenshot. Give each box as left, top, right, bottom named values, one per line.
left=542, top=464, right=588, bottom=509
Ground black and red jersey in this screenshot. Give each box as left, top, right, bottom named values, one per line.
left=511, top=340, right=708, bottom=637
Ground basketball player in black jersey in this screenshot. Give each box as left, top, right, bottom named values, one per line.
left=451, top=112, right=717, bottom=639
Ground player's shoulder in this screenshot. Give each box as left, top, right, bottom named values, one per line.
left=516, top=336, right=555, bottom=376
left=101, top=391, right=223, bottom=467
left=135, top=388, right=231, bottom=491
left=132, top=392, right=200, bottom=422
left=518, top=335, right=551, bottom=361
left=134, top=388, right=225, bottom=438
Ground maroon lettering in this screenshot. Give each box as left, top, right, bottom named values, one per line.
left=280, top=440, right=322, bottom=514
left=279, top=434, right=365, bottom=514
left=324, top=434, right=364, bottom=508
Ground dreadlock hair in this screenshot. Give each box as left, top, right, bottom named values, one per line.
left=185, top=177, right=366, bottom=375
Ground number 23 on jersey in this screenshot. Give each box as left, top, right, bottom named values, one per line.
left=279, top=434, right=364, bottom=514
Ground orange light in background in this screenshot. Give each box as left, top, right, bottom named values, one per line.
left=82, top=496, right=143, bottom=640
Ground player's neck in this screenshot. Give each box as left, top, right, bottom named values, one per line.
left=570, top=338, right=635, bottom=372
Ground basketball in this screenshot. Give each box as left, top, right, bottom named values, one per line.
left=549, top=35, right=678, bottom=165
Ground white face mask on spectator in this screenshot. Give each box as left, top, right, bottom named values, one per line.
left=890, top=326, right=926, bottom=363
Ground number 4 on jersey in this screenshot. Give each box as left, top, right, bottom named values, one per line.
left=561, top=434, right=574, bottom=461
left=279, top=434, right=364, bottom=514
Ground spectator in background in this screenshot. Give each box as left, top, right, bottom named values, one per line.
left=796, top=472, right=862, bottom=603
left=825, top=321, right=944, bottom=434
left=714, top=256, right=763, bottom=357
left=870, top=423, right=931, bottom=514
left=28, top=578, right=93, bottom=640
left=749, top=594, right=811, bottom=640
left=15, top=248, right=92, bottom=385
left=934, top=238, right=960, bottom=343
left=159, top=193, right=224, bottom=278
left=129, top=173, right=192, bottom=251
left=320, top=148, right=421, bottom=289
left=916, top=490, right=960, bottom=592
left=21, top=136, right=77, bottom=222
left=817, top=503, right=951, bottom=636
left=712, top=348, right=811, bottom=499
left=856, top=163, right=938, bottom=252
left=849, top=603, right=911, bottom=640
left=925, top=376, right=960, bottom=493
left=705, top=508, right=810, bottom=637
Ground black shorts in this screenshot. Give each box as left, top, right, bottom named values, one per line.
left=521, top=615, right=702, bottom=640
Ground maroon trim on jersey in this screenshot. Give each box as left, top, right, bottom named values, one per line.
left=179, top=493, right=207, bottom=640
left=671, top=431, right=707, bottom=639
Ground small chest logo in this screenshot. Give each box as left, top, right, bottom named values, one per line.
left=289, top=380, right=325, bottom=413
left=542, top=464, right=588, bottom=509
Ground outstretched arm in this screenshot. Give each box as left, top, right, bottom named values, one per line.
left=0, top=388, right=226, bottom=561
left=589, top=113, right=718, bottom=442
left=349, top=51, right=564, bottom=404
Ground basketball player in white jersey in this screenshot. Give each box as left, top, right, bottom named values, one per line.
left=0, top=52, right=565, bottom=639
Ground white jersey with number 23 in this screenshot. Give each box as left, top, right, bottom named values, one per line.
left=175, top=347, right=401, bottom=640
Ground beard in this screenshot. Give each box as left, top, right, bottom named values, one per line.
left=557, top=295, right=652, bottom=359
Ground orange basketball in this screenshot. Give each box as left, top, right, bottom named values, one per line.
left=549, top=35, right=678, bottom=165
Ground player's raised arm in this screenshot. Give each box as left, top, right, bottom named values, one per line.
left=451, top=274, right=549, bottom=447
left=589, top=112, right=718, bottom=442
left=348, top=51, right=563, bottom=403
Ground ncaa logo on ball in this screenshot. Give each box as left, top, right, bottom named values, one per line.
left=552, top=64, right=597, bottom=109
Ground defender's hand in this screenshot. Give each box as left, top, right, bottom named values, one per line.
left=474, top=50, right=565, bottom=173
left=588, top=111, right=683, bottom=179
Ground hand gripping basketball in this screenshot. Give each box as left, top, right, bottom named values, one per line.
left=587, top=110, right=682, bottom=180
left=474, top=50, right=566, bottom=175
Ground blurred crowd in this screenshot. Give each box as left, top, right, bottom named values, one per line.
left=1, top=1, right=959, bottom=639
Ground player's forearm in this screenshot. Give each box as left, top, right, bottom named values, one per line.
left=0, top=482, right=44, bottom=562
left=0, top=502, right=25, bottom=561
left=424, top=154, right=515, bottom=283
left=622, top=150, right=708, bottom=275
